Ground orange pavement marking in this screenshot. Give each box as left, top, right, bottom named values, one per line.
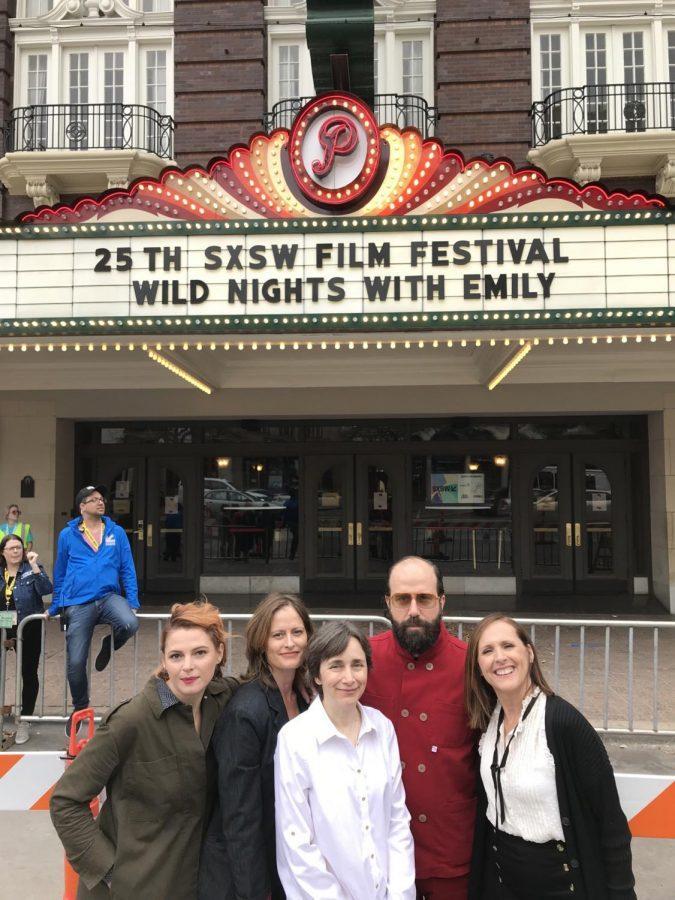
left=30, top=784, right=55, bottom=811
left=0, top=755, right=21, bottom=778
left=629, top=781, right=675, bottom=839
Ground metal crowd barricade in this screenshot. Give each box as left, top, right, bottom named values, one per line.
left=5, top=613, right=391, bottom=727
left=2, top=612, right=674, bottom=736
left=444, top=616, right=675, bottom=736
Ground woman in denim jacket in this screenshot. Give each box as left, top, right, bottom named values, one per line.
left=0, top=533, right=53, bottom=744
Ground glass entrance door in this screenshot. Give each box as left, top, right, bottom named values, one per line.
left=96, top=456, right=199, bottom=596
left=305, top=455, right=405, bottom=591
left=518, top=452, right=629, bottom=594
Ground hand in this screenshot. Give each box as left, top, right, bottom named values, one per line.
left=26, top=551, right=39, bottom=569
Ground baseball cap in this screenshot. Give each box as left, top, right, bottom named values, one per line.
left=75, top=485, right=107, bottom=508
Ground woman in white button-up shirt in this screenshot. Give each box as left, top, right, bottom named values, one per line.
left=274, top=620, right=416, bottom=900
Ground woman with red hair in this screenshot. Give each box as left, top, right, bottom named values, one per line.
left=50, top=601, right=237, bottom=899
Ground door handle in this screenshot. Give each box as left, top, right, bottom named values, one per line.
left=565, top=522, right=572, bottom=548
left=356, top=522, right=363, bottom=546
left=135, top=520, right=145, bottom=541
left=574, top=522, right=582, bottom=548
left=146, top=523, right=154, bottom=548
left=347, top=522, right=354, bottom=546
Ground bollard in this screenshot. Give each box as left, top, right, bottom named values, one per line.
left=63, top=708, right=98, bottom=900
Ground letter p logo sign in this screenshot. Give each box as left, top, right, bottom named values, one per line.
left=312, top=115, right=359, bottom=178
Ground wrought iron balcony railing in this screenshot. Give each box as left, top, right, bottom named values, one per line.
left=2, top=103, right=174, bottom=158
left=264, top=93, right=437, bottom=136
left=531, top=81, right=675, bottom=147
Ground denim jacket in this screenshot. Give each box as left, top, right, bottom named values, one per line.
left=0, top=561, right=53, bottom=624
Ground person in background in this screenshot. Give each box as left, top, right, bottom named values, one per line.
left=199, top=592, right=313, bottom=900
left=0, top=503, right=34, bottom=550
left=362, top=555, right=477, bottom=900
left=465, top=613, right=635, bottom=900
left=50, top=601, right=237, bottom=900
left=47, top=485, right=139, bottom=737
left=275, top=620, right=416, bottom=900
left=0, top=533, right=52, bottom=744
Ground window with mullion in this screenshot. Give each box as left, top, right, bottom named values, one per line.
left=585, top=33, right=608, bottom=135
left=539, top=34, right=562, bottom=140
left=146, top=49, right=167, bottom=152
left=104, top=51, right=125, bottom=148
left=68, top=53, right=89, bottom=149
left=623, top=32, right=646, bottom=132
left=278, top=45, right=300, bottom=101
left=26, top=53, right=48, bottom=149
left=668, top=32, right=675, bottom=128
left=24, top=0, right=53, bottom=16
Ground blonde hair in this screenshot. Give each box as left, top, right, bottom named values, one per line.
left=158, top=600, right=227, bottom=679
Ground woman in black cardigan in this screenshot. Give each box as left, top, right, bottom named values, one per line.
left=199, top=592, right=314, bottom=900
left=465, top=613, right=635, bottom=900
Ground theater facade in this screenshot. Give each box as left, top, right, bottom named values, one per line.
left=1, top=91, right=675, bottom=612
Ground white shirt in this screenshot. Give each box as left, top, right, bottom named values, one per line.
left=274, top=697, right=416, bottom=900
left=479, top=691, right=565, bottom=843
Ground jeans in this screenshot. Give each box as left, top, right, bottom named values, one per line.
left=65, top=592, right=139, bottom=709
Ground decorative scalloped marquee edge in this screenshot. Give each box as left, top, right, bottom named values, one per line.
left=3, top=208, right=674, bottom=239
left=1, top=307, right=675, bottom=338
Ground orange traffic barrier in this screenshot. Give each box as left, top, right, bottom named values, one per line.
left=63, top=709, right=98, bottom=900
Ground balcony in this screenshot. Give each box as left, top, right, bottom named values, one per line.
left=528, top=82, right=675, bottom=195
left=0, top=103, right=174, bottom=207
left=264, top=93, right=437, bottom=137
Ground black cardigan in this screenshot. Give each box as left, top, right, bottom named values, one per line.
left=469, top=694, right=636, bottom=900
left=198, top=678, right=308, bottom=900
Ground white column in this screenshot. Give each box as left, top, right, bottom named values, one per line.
left=649, top=407, right=675, bottom=613
left=49, top=28, right=62, bottom=106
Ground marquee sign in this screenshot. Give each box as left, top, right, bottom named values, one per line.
left=20, top=92, right=663, bottom=227
left=3, top=91, right=673, bottom=337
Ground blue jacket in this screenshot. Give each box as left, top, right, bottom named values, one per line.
left=49, top=516, right=139, bottom=615
left=0, top=561, right=53, bottom=624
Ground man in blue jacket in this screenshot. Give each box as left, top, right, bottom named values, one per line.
left=48, top=485, right=139, bottom=735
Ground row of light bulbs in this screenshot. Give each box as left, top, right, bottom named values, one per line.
left=0, top=333, right=673, bottom=353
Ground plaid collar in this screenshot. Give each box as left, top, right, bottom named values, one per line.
left=156, top=678, right=181, bottom=711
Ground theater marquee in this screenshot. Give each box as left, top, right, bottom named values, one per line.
left=2, top=91, right=673, bottom=336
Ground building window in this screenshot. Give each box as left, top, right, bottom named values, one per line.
left=26, top=53, right=48, bottom=148
left=402, top=39, right=423, bottom=95
left=68, top=53, right=89, bottom=149
left=539, top=34, right=562, bottom=138
left=24, top=0, right=53, bottom=15
left=104, top=51, right=124, bottom=147
left=623, top=32, right=645, bottom=132
left=146, top=49, right=167, bottom=114
left=585, top=33, right=608, bottom=134
left=374, top=40, right=379, bottom=95
left=279, top=44, right=300, bottom=100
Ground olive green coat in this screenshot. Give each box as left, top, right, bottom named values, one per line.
left=50, top=675, right=237, bottom=900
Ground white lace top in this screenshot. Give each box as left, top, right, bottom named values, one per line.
left=478, top=691, right=565, bottom=843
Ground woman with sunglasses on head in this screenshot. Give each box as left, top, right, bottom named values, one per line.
left=274, top=620, right=416, bottom=900
left=0, top=533, right=52, bottom=745
left=0, top=503, right=34, bottom=550
left=50, top=601, right=237, bottom=899
left=465, top=613, right=635, bottom=900
left=199, top=592, right=314, bottom=900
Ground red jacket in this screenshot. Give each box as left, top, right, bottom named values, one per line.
left=362, top=626, right=478, bottom=880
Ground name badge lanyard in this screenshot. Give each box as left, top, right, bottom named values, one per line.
left=490, top=692, right=539, bottom=835
left=81, top=522, right=104, bottom=551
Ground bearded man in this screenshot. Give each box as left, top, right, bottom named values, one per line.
left=362, top=555, right=478, bottom=900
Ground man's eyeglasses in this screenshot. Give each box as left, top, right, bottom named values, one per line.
left=388, top=593, right=440, bottom=611
left=83, top=496, right=104, bottom=505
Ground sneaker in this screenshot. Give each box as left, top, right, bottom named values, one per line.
left=14, top=721, right=30, bottom=745
left=95, top=634, right=112, bottom=672
left=65, top=711, right=83, bottom=740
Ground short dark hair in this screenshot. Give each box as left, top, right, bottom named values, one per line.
left=306, top=621, right=372, bottom=696
left=385, top=555, right=444, bottom=598
left=0, top=533, right=26, bottom=570
left=464, top=613, right=553, bottom=731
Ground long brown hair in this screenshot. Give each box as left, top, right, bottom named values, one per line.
left=0, top=533, right=27, bottom=572
left=158, top=600, right=228, bottom=679
left=242, top=592, right=313, bottom=691
left=464, top=613, right=553, bottom=731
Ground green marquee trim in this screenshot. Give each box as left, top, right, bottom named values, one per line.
left=1, top=307, right=674, bottom=339
left=0, top=208, right=673, bottom=240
